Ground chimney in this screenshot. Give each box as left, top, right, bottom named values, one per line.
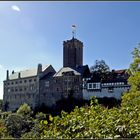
left=37, top=63, right=42, bottom=74
left=12, top=70, right=14, bottom=74
left=18, top=72, right=21, bottom=78
left=6, top=70, right=9, bottom=80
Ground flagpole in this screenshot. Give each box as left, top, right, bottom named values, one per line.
left=72, top=25, right=76, bottom=38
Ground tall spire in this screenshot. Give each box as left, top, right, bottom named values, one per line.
left=72, top=25, right=76, bottom=38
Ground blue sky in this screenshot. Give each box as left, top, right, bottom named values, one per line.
left=0, top=2, right=140, bottom=99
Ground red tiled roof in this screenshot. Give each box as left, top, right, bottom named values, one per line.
left=114, top=69, right=126, bottom=74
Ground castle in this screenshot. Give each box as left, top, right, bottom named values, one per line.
left=3, top=34, right=130, bottom=111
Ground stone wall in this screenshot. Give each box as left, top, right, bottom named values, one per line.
left=3, top=76, right=39, bottom=111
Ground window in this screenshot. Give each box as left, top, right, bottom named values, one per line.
left=15, top=81, right=18, bottom=84
left=29, top=79, right=32, bottom=82
left=24, top=80, right=27, bottom=83
left=96, top=83, right=101, bottom=89
left=30, top=86, right=33, bottom=90
left=11, top=82, right=14, bottom=85
left=93, top=84, right=96, bottom=89
left=108, top=87, right=114, bottom=93
left=88, top=83, right=92, bottom=89
left=20, top=81, right=22, bottom=84
left=45, top=81, right=49, bottom=87
left=34, top=79, right=36, bottom=82
left=8, top=88, right=10, bottom=92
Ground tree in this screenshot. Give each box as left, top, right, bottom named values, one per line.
left=90, top=60, right=110, bottom=80
left=5, top=104, right=34, bottom=138
left=128, top=72, right=140, bottom=92
left=17, top=103, right=32, bottom=117
left=128, top=43, right=140, bottom=75
left=5, top=114, right=26, bottom=138
left=90, top=60, right=110, bottom=74
left=128, top=43, right=140, bottom=92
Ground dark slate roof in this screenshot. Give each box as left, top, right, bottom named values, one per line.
left=75, top=65, right=91, bottom=78
left=9, top=65, right=49, bottom=80
left=101, top=78, right=127, bottom=83
left=40, top=72, right=55, bottom=80
left=87, top=78, right=128, bottom=83
left=89, top=69, right=129, bottom=83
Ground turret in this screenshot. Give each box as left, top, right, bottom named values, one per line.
left=6, top=70, right=9, bottom=80
left=18, top=72, right=21, bottom=78
left=37, top=63, right=42, bottom=74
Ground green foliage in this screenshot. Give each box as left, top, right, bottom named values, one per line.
left=35, top=112, right=46, bottom=121
left=2, top=43, right=140, bottom=139
left=128, top=72, right=140, bottom=92
left=4, top=104, right=34, bottom=138
left=5, top=114, right=26, bottom=138
left=128, top=43, right=140, bottom=75
left=17, top=103, right=32, bottom=117
left=21, top=112, right=47, bottom=139
left=90, top=60, right=110, bottom=80
left=37, top=95, right=140, bottom=139
left=90, top=60, right=110, bottom=74
left=0, top=119, right=11, bottom=138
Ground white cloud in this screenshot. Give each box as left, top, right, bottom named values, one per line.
left=11, top=5, right=21, bottom=12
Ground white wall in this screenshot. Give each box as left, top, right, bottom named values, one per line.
left=83, top=87, right=129, bottom=100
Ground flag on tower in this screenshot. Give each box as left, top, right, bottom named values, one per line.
left=72, top=25, right=76, bottom=38
left=72, top=25, right=76, bottom=31
left=72, top=25, right=76, bottom=28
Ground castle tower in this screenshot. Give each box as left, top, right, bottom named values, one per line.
left=63, top=25, right=83, bottom=68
